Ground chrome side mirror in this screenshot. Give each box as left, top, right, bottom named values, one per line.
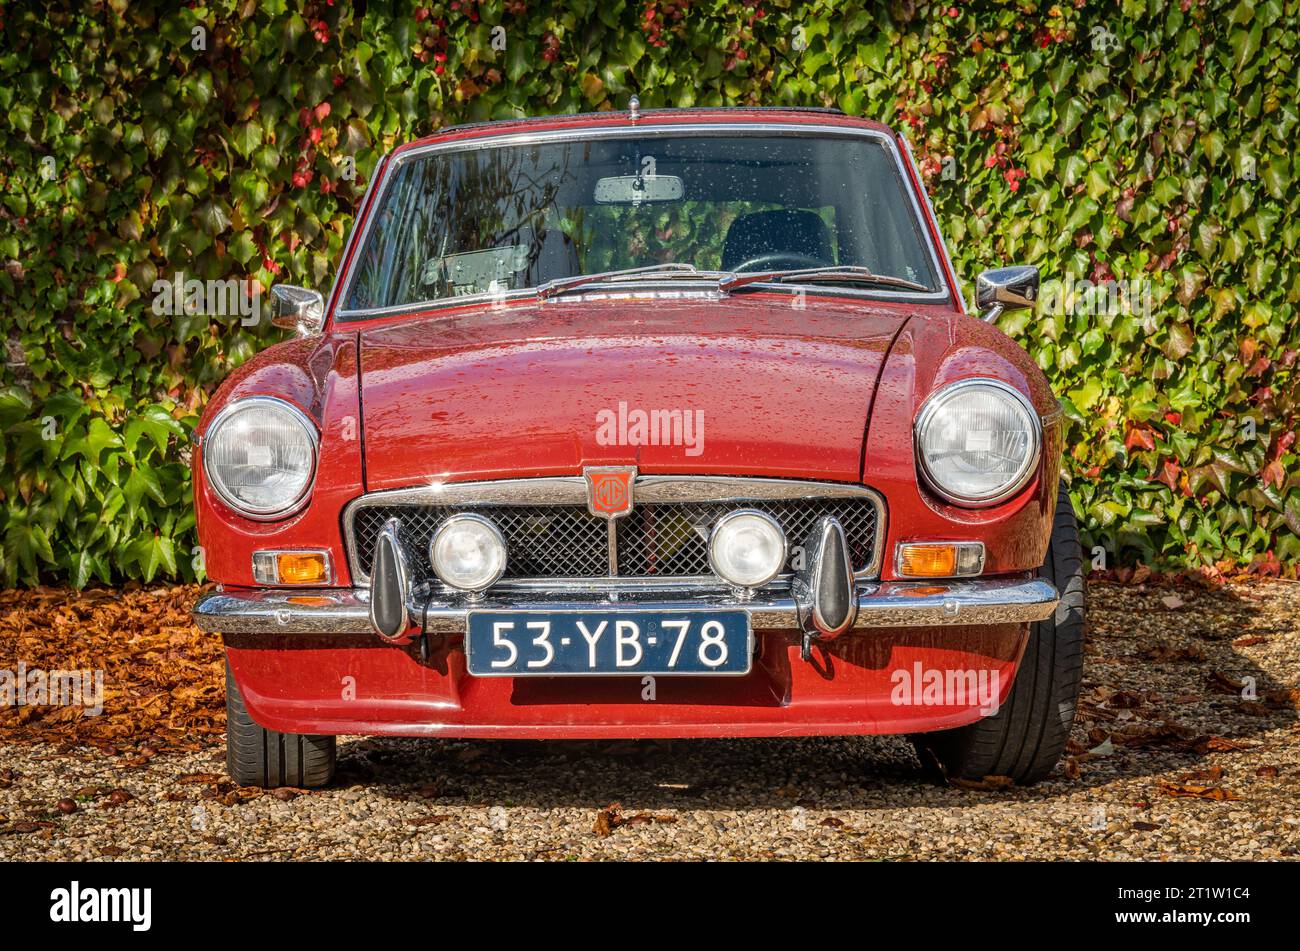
left=976, top=266, right=1039, bottom=323
left=270, top=285, right=325, bottom=335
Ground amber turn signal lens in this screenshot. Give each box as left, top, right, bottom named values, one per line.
left=896, top=542, right=984, bottom=579
left=898, top=544, right=957, bottom=577
left=252, top=550, right=330, bottom=585
left=277, top=552, right=329, bottom=584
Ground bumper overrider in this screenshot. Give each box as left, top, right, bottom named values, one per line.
left=194, top=513, right=1059, bottom=642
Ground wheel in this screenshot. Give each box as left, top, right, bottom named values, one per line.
left=910, top=481, right=1086, bottom=784
left=225, top=660, right=336, bottom=788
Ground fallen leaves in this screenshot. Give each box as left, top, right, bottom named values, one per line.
left=1141, top=643, right=1207, bottom=663
left=1180, top=765, right=1226, bottom=783
left=0, top=819, right=56, bottom=835
left=1158, top=780, right=1242, bottom=802
left=593, top=802, right=678, bottom=836
left=1206, top=671, right=1245, bottom=695
left=0, top=585, right=223, bottom=748
left=177, top=772, right=224, bottom=784
left=1194, top=736, right=1255, bottom=754
left=949, top=775, right=1015, bottom=791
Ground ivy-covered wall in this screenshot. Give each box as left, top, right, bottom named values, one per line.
left=1, top=0, right=1296, bottom=586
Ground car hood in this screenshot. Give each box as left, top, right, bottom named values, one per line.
left=356, top=296, right=911, bottom=491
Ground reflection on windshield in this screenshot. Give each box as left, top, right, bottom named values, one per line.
left=341, top=133, right=940, bottom=313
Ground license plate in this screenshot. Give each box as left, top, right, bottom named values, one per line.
left=465, top=609, right=752, bottom=676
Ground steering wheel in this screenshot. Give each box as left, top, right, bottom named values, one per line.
left=730, top=251, right=831, bottom=273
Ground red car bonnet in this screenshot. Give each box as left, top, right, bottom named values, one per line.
left=355, top=294, right=928, bottom=490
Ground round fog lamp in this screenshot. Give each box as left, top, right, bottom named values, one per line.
left=708, top=510, right=787, bottom=589
left=429, top=514, right=507, bottom=592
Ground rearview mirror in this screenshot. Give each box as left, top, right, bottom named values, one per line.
left=594, top=174, right=684, bottom=206
left=270, top=285, right=325, bottom=335
left=976, top=266, right=1039, bottom=323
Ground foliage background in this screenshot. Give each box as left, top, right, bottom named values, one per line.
left=0, top=0, right=1296, bottom=587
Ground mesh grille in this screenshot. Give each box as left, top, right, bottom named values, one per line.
left=352, top=505, right=610, bottom=580
left=350, top=497, right=879, bottom=582
left=618, top=500, right=879, bottom=577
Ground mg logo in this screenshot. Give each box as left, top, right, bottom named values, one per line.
left=584, top=466, right=635, bottom=519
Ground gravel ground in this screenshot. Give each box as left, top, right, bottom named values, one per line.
left=2, top=579, right=1298, bottom=860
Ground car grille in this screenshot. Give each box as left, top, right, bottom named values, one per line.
left=348, top=495, right=881, bottom=584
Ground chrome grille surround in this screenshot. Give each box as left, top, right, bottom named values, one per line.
left=343, top=476, right=885, bottom=589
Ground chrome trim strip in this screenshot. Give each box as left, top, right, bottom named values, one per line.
left=341, top=476, right=887, bottom=586
left=195, top=589, right=373, bottom=634
left=192, top=577, right=1058, bottom=635
left=605, top=521, right=618, bottom=578
left=333, top=122, right=951, bottom=318
left=897, top=132, right=964, bottom=310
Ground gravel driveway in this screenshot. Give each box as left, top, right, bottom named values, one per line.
left=2, top=579, right=1298, bottom=860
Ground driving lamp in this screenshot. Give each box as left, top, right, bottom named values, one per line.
left=429, top=514, right=508, bottom=592
left=708, top=510, right=788, bottom=589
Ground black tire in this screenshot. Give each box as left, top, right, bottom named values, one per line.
left=226, top=661, right=336, bottom=788
left=911, top=481, right=1086, bottom=784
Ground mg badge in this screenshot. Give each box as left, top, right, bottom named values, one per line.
left=584, top=466, right=635, bottom=519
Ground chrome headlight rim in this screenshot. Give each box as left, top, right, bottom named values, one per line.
left=707, top=508, right=789, bottom=590
left=428, top=513, right=508, bottom=592
left=914, top=377, right=1042, bottom=508
left=202, top=395, right=319, bottom=521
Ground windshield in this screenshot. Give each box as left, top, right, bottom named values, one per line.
left=339, top=131, right=942, bottom=315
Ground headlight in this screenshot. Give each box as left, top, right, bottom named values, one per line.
left=708, top=510, right=787, bottom=589
left=915, top=378, right=1041, bottom=506
left=430, top=514, right=507, bottom=592
left=203, top=397, right=318, bottom=518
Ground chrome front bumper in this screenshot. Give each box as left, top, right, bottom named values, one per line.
left=193, top=577, right=1058, bottom=636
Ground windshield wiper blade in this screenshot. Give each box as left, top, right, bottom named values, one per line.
left=537, top=263, right=710, bottom=299
left=719, top=266, right=931, bottom=294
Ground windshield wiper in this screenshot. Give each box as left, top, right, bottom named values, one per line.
left=537, top=263, right=716, bottom=299
left=718, top=265, right=931, bottom=294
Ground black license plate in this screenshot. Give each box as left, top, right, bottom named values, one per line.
left=465, top=609, right=751, bottom=676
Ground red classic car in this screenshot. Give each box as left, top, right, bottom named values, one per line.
left=193, top=106, right=1085, bottom=789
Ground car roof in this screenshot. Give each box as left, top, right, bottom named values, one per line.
left=393, top=107, right=899, bottom=156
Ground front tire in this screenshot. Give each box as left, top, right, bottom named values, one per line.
left=911, top=481, right=1086, bottom=784
left=226, top=661, right=336, bottom=788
